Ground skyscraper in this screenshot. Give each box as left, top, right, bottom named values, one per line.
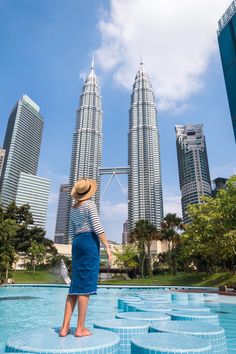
left=218, top=0, right=236, bottom=142
left=0, top=148, right=5, bottom=179
left=54, top=184, right=69, bottom=244
left=122, top=220, right=128, bottom=244
left=0, top=95, right=44, bottom=207
left=15, top=173, right=51, bottom=229
left=128, top=62, right=163, bottom=231
left=65, top=60, right=103, bottom=243
left=175, top=124, right=212, bottom=223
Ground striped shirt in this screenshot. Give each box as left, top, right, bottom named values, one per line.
left=69, top=199, right=104, bottom=240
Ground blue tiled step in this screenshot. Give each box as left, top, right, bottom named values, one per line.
left=131, top=333, right=212, bottom=354
left=149, top=320, right=228, bottom=354
left=115, top=311, right=170, bottom=323
left=172, top=305, right=211, bottom=312
left=5, top=327, right=120, bottom=354
left=94, top=319, right=149, bottom=353
left=118, top=297, right=140, bottom=311
left=167, top=310, right=219, bottom=325
left=128, top=304, right=172, bottom=312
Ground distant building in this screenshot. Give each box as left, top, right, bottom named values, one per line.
left=175, top=124, right=212, bottom=223
left=54, top=184, right=70, bottom=244
left=218, top=0, right=236, bottom=142
left=0, top=148, right=5, bottom=178
left=122, top=220, right=128, bottom=244
left=0, top=95, right=50, bottom=230
left=0, top=95, right=44, bottom=207
left=212, top=177, right=228, bottom=197
left=15, top=173, right=50, bottom=229
left=54, top=243, right=72, bottom=259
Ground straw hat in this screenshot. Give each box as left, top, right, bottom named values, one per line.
left=71, top=178, right=97, bottom=201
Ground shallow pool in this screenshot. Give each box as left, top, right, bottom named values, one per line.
left=0, top=285, right=236, bottom=353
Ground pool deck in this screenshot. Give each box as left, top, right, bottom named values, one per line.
left=2, top=283, right=236, bottom=296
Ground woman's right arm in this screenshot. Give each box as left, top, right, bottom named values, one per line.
left=88, top=201, right=112, bottom=264
left=98, top=232, right=112, bottom=265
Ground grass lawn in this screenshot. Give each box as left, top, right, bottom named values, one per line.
left=99, top=272, right=236, bottom=288
left=12, top=270, right=64, bottom=284
left=10, top=270, right=236, bottom=287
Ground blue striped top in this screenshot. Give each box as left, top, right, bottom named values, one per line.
left=69, top=199, right=104, bottom=240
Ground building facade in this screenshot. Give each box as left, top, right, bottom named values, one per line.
left=212, top=177, right=228, bottom=197
left=0, top=95, right=44, bottom=206
left=122, top=220, right=128, bottom=244
left=175, top=124, right=212, bottom=223
left=218, top=0, right=236, bottom=142
left=65, top=61, right=103, bottom=243
left=0, top=148, right=5, bottom=179
left=54, top=184, right=70, bottom=244
left=128, top=62, right=163, bottom=231
left=15, top=173, right=50, bottom=229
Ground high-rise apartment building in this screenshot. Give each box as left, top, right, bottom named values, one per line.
left=0, top=148, right=5, bottom=179
left=15, top=173, right=50, bottom=229
left=65, top=61, right=103, bottom=243
left=218, top=0, right=236, bottom=142
left=175, top=124, right=212, bottom=223
left=0, top=95, right=44, bottom=207
left=128, top=62, right=163, bottom=231
left=54, top=184, right=69, bottom=244
left=212, top=177, right=228, bottom=197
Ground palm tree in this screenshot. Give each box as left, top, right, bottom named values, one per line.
left=161, top=213, right=183, bottom=275
left=129, top=220, right=160, bottom=278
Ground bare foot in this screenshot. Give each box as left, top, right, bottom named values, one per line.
left=74, top=327, right=92, bottom=337
left=59, top=326, right=70, bottom=337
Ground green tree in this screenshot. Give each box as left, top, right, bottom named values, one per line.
left=27, top=240, right=47, bottom=274
left=113, top=244, right=139, bottom=276
left=0, top=207, right=19, bottom=282
left=129, top=220, right=160, bottom=277
left=161, top=213, right=183, bottom=275
left=181, top=175, right=236, bottom=273
left=0, top=202, right=58, bottom=276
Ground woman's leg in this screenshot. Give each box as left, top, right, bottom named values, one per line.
left=60, top=295, right=77, bottom=336
left=75, top=294, right=92, bottom=336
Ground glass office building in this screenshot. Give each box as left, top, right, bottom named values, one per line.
left=15, top=172, right=50, bottom=229
left=0, top=95, right=44, bottom=207
left=0, top=148, right=5, bottom=179
left=218, top=0, right=236, bottom=142
left=175, top=124, right=212, bottom=223
left=54, top=184, right=69, bottom=244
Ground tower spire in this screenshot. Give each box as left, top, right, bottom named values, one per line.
left=91, top=55, right=95, bottom=70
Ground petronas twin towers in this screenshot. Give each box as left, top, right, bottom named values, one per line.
left=66, top=60, right=163, bottom=243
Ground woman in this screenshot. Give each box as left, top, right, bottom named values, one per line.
left=60, top=178, right=112, bottom=337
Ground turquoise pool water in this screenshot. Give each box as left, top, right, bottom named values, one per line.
left=0, top=285, right=236, bottom=353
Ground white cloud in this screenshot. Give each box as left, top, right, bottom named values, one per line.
left=100, top=201, right=128, bottom=221
left=163, top=193, right=182, bottom=217
left=100, top=201, right=127, bottom=243
left=95, top=0, right=230, bottom=111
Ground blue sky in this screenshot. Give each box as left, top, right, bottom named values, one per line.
left=0, top=0, right=235, bottom=243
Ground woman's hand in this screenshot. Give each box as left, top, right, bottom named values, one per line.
left=107, top=248, right=112, bottom=266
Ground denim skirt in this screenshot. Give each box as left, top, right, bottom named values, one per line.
left=68, top=231, right=100, bottom=295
